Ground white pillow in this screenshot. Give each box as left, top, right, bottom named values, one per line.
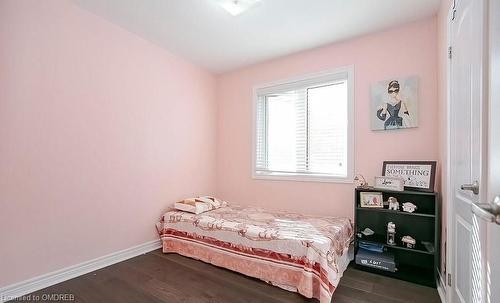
left=174, top=196, right=228, bottom=214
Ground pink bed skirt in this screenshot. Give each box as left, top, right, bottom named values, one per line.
left=161, top=230, right=345, bottom=303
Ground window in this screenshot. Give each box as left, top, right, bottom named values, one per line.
left=253, top=66, right=354, bottom=182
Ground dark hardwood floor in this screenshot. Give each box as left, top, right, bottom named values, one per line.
left=10, top=249, right=441, bottom=303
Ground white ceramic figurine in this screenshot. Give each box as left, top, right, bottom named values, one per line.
left=402, top=202, right=417, bottom=213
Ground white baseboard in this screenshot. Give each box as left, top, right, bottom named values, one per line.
left=0, top=240, right=161, bottom=302
left=437, top=271, right=447, bottom=303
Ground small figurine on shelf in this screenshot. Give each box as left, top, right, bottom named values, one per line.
left=388, top=197, right=399, bottom=211
left=354, top=174, right=370, bottom=189
left=402, top=202, right=417, bottom=213
left=357, top=227, right=375, bottom=239
left=361, top=228, right=375, bottom=236
left=387, top=222, right=396, bottom=245
left=402, top=236, right=416, bottom=248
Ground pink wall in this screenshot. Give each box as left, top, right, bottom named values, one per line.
left=0, top=1, right=444, bottom=289
left=216, top=18, right=439, bottom=219
left=0, top=1, right=216, bottom=287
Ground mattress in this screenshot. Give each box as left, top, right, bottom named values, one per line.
left=156, top=205, right=353, bottom=303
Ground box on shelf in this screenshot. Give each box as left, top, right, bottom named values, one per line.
left=355, top=248, right=397, bottom=272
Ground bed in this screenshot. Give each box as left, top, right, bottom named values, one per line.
left=156, top=204, right=353, bottom=303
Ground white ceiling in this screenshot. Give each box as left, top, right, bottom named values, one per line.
left=75, top=0, right=441, bottom=74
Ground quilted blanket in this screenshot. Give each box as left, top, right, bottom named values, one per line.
left=156, top=205, right=353, bottom=303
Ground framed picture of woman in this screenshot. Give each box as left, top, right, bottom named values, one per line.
left=370, top=76, right=418, bottom=131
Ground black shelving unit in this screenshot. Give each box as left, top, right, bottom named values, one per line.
left=354, top=187, right=440, bottom=288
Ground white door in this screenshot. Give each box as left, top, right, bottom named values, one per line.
left=485, top=1, right=500, bottom=302
left=449, top=0, right=500, bottom=302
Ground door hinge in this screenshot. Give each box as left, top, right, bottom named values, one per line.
left=448, top=46, right=452, bottom=59
left=448, top=273, right=452, bottom=286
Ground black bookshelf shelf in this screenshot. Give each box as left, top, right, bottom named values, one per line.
left=356, top=207, right=436, bottom=218
left=354, top=187, right=441, bottom=288
left=359, top=235, right=435, bottom=255
left=354, top=262, right=436, bottom=288
left=356, top=187, right=438, bottom=196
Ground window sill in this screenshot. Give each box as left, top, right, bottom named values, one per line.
left=252, top=172, right=354, bottom=184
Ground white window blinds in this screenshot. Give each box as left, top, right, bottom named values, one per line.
left=254, top=68, right=353, bottom=181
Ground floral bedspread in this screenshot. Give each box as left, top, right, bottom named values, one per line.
left=156, top=205, right=353, bottom=303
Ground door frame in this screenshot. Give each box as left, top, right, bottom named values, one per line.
left=445, top=2, right=455, bottom=302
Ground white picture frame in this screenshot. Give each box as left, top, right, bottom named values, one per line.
left=359, top=192, right=384, bottom=208
left=374, top=176, right=405, bottom=191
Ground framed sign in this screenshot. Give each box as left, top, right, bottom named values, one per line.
left=359, top=192, right=384, bottom=208
left=382, top=161, right=437, bottom=192
left=374, top=176, right=405, bottom=191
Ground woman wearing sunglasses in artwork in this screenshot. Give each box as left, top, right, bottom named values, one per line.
left=376, top=80, right=412, bottom=130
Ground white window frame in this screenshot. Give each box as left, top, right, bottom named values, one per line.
left=252, top=65, right=355, bottom=183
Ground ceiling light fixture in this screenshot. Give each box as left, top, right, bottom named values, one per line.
left=216, top=0, right=261, bottom=16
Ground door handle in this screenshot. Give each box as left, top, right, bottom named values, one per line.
left=471, top=196, right=500, bottom=225
left=490, top=196, right=500, bottom=215
left=461, top=181, right=480, bottom=195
